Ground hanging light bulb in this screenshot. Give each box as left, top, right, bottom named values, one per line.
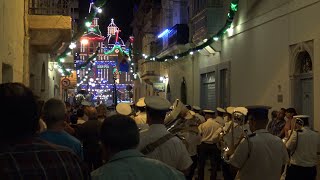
left=81, top=39, right=89, bottom=45
left=189, top=51, right=194, bottom=55
left=174, top=56, right=178, bottom=59
left=97, top=8, right=102, bottom=13
left=69, top=42, right=77, bottom=49
left=85, top=21, right=91, bottom=27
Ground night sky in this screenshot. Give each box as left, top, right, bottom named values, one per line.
left=79, top=0, right=141, bottom=41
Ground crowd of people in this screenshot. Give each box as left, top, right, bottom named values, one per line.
left=0, top=82, right=319, bottom=180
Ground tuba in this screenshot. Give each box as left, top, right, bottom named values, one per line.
left=221, top=107, right=249, bottom=160
left=164, top=99, right=199, bottom=148
left=164, top=99, right=189, bottom=131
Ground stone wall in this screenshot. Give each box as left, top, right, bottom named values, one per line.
left=0, top=0, right=26, bottom=83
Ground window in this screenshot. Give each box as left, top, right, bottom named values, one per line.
left=2, top=63, right=13, bottom=83
left=201, top=72, right=216, bottom=109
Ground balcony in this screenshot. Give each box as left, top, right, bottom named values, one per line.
left=167, top=24, right=189, bottom=47
left=28, top=0, right=72, bottom=52
left=139, top=60, right=161, bottom=84
left=153, top=24, right=189, bottom=56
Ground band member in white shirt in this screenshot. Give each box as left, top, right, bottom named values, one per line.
left=285, top=115, right=320, bottom=180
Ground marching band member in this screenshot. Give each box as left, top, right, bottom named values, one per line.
left=198, top=109, right=222, bottom=180
left=138, top=96, right=192, bottom=175
left=192, top=106, right=205, bottom=124
left=178, top=110, right=201, bottom=180
left=216, top=107, right=226, bottom=126
left=285, top=115, right=320, bottom=180
left=227, top=106, right=288, bottom=180
left=134, top=97, right=149, bottom=131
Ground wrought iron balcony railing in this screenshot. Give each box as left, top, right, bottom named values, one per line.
left=29, top=0, right=71, bottom=16
left=151, top=24, right=189, bottom=56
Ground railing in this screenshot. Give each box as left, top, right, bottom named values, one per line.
left=29, top=0, right=71, bottom=16
left=152, top=24, right=189, bottom=56
left=167, top=24, right=189, bottom=47
left=151, top=39, right=163, bottom=56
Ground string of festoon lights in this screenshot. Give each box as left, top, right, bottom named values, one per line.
left=54, top=0, right=107, bottom=76
left=133, top=0, right=240, bottom=75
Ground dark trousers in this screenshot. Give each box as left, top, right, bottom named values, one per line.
left=221, top=160, right=237, bottom=180
left=84, top=148, right=103, bottom=171
left=286, top=164, right=317, bottom=180
left=186, top=155, right=198, bottom=180
left=198, top=143, right=220, bottom=180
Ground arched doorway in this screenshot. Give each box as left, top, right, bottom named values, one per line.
left=291, top=47, right=314, bottom=127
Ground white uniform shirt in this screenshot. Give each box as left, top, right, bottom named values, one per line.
left=229, top=129, right=289, bottom=180
left=223, top=123, right=251, bottom=149
left=134, top=112, right=149, bottom=131
left=138, top=124, right=192, bottom=171
left=286, top=127, right=320, bottom=167
left=216, top=116, right=225, bottom=126
left=194, top=113, right=205, bottom=123
left=180, top=129, right=201, bottom=156
left=198, top=118, right=222, bottom=144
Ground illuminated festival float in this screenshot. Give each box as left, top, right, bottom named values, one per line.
left=75, top=18, right=133, bottom=105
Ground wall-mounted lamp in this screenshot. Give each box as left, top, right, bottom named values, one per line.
left=160, top=76, right=168, bottom=83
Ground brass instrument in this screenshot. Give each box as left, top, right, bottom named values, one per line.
left=221, top=107, right=249, bottom=161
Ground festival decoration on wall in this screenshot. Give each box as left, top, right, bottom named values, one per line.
left=139, top=0, right=240, bottom=62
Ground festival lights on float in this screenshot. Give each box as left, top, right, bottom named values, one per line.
left=53, top=0, right=107, bottom=76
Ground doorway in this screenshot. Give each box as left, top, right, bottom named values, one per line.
left=291, top=48, right=314, bottom=127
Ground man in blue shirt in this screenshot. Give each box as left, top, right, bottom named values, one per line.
left=91, top=114, right=185, bottom=180
left=40, top=98, right=83, bottom=159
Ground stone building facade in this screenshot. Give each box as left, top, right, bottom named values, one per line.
left=132, top=0, right=320, bottom=131
left=0, top=0, right=75, bottom=100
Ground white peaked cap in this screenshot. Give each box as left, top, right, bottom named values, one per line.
left=293, top=115, right=310, bottom=119
left=192, top=106, right=201, bottom=111
left=116, top=103, right=132, bottom=116
left=136, top=98, right=146, bottom=107
left=216, top=107, right=226, bottom=113
left=226, top=107, right=235, bottom=114
left=203, top=110, right=215, bottom=114
left=234, top=107, right=248, bottom=116
left=144, top=96, right=171, bottom=111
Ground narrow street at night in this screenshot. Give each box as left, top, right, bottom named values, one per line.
left=1, top=0, right=320, bottom=179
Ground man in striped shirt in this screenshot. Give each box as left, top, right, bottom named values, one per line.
left=0, top=83, right=90, bottom=180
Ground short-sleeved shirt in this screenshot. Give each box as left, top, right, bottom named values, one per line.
left=138, top=124, right=192, bottom=171
left=286, top=127, right=320, bottom=167
left=229, top=129, right=289, bottom=180
left=198, top=118, right=222, bottom=144
left=40, top=130, right=83, bottom=159
left=91, top=149, right=185, bottom=180
left=0, top=138, right=90, bottom=179
left=223, top=123, right=251, bottom=149
left=267, top=119, right=286, bottom=138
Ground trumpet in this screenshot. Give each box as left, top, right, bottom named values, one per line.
left=221, top=107, right=248, bottom=160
